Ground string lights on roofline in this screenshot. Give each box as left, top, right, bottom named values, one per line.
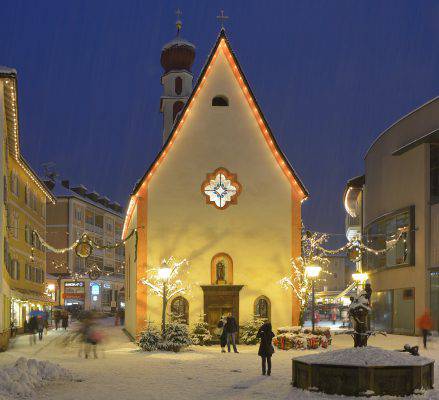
left=2, top=77, right=55, bottom=203
left=122, top=32, right=308, bottom=238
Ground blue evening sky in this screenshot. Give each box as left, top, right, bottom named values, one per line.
left=1, top=1, right=439, bottom=237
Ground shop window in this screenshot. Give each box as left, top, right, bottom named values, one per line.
left=370, top=290, right=392, bottom=332
left=431, top=271, right=439, bottom=331
left=174, top=76, right=182, bottom=95
left=170, top=296, right=189, bottom=324
left=212, top=95, right=229, bottom=106
left=102, top=288, right=112, bottom=306
left=254, top=296, right=270, bottom=320
left=393, top=288, right=414, bottom=335
left=363, top=206, right=413, bottom=271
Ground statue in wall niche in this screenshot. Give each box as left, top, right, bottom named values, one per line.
left=216, top=260, right=226, bottom=284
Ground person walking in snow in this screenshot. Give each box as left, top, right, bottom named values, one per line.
left=224, top=313, right=239, bottom=353
left=217, top=316, right=227, bottom=353
left=37, top=315, right=45, bottom=341
left=28, top=315, right=37, bottom=345
left=54, top=310, right=61, bottom=330
left=257, top=321, right=275, bottom=376
left=417, top=310, right=433, bottom=349
left=61, top=310, right=69, bottom=330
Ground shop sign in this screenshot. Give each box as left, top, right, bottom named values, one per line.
left=65, top=281, right=85, bottom=288
left=62, top=293, right=85, bottom=299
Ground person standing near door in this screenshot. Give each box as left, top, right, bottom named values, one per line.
left=217, top=316, right=227, bottom=353
left=224, top=313, right=239, bottom=353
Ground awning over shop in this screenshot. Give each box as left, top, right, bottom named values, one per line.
left=11, top=288, right=55, bottom=304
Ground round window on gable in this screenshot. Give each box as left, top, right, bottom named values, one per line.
left=212, top=95, right=229, bottom=107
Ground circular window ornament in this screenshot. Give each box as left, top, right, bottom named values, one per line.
left=202, top=168, right=242, bottom=209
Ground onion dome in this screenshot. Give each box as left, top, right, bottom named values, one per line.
left=161, top=15, right=195, bottom=73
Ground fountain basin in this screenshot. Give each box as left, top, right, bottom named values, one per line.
left=292, top=347, right=434, bottom=396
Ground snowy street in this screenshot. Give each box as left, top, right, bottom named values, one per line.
left=1, top=318, right=439, bottom=400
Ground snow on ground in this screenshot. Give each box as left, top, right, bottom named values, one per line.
left=295, top=346, right=433, bottom=366
left=0, top=357, right=73, bottom=399
left=1, top=318, right=439, bottom=400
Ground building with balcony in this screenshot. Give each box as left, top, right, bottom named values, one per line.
left=0, top=67, right=56, bottom=346
left=343, top=96, right=439, bottom=335
left=44, top=178, right=125, bottom=312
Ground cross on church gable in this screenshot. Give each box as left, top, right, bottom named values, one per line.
left=123, top=31, right=308, bottom=238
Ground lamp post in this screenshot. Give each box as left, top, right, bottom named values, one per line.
left=158, top=263, right=172, bottom=337
left=352, top=272, right=368, bottom=294
left=305, top=265, right=322, bottom=334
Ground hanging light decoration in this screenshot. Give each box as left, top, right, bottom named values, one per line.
left=75, top=234, right=93, bottom=259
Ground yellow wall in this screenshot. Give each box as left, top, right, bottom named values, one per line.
left=0, top=79, right=10, bottom=346
left=127, top=45, right=303, bottom=336
left=6, top=155, right=47, bottom=304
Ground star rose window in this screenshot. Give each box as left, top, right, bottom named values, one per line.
left=202, top=168, right=242, bottom=209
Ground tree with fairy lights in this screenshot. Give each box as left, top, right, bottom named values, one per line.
left=140, top=256, right=190, bottom=337
left=279, top=231, right=329, bottom=326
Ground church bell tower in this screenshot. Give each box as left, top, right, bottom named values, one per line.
left=160, top=11, right=196, bottom=144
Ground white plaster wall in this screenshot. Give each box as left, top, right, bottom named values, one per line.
left=145, top=48, right=297, bottom=331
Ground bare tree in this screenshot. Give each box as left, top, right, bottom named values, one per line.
left=140, top=256, right=190, bottom=336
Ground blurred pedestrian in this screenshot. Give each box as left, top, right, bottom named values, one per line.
left=54, top=310, right=61, bottom=330
left=28, top=314, right=37, bottom=345
left=119, top=308, right=125, bottom=326
left=61, top=310, right=69, bottom=330
left=37, top=315, right=45, bottom=340
left=417, top=310, right=433, bottom=349
left=257, top=321, right=275, bottom=376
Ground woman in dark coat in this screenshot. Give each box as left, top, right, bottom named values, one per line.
left=217, top=316, right=227, bottom=353
left=257, top=322, right=275, bottom=376
left=61, top=310, right=69, bottom=330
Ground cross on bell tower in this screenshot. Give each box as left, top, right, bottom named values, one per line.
left=217, top=10, right=229, bottom=29
left=160, top=11, right=196, bottom=144
left=175, top=8, right=182, bottom=35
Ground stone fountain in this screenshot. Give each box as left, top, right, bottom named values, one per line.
left=292, top=283, right=434, bottom=396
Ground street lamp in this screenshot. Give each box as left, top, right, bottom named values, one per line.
left=158, top=262, right=172, bottom=336
left=305, top=264, right=322, bottom=333
left=352, top=272, right=368, bottom=294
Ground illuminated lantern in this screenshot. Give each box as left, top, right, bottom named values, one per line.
left=348, top=246, right=362, bottom=263
left=75, top=235, right=93, bottom=259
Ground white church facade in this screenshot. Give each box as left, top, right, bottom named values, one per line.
left=123, top=26, right=308, bottom=338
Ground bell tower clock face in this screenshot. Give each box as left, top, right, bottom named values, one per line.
left=202, top=168, right=242, bottom=209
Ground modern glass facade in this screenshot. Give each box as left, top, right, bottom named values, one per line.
left=371, top=288, right=414, bottom=335
left=430, top=270, right=439, bottom=331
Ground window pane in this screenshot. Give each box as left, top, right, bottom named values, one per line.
left=371, top=290, right=392, bottom=332
left=431, top=271, right=439, bottom=331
